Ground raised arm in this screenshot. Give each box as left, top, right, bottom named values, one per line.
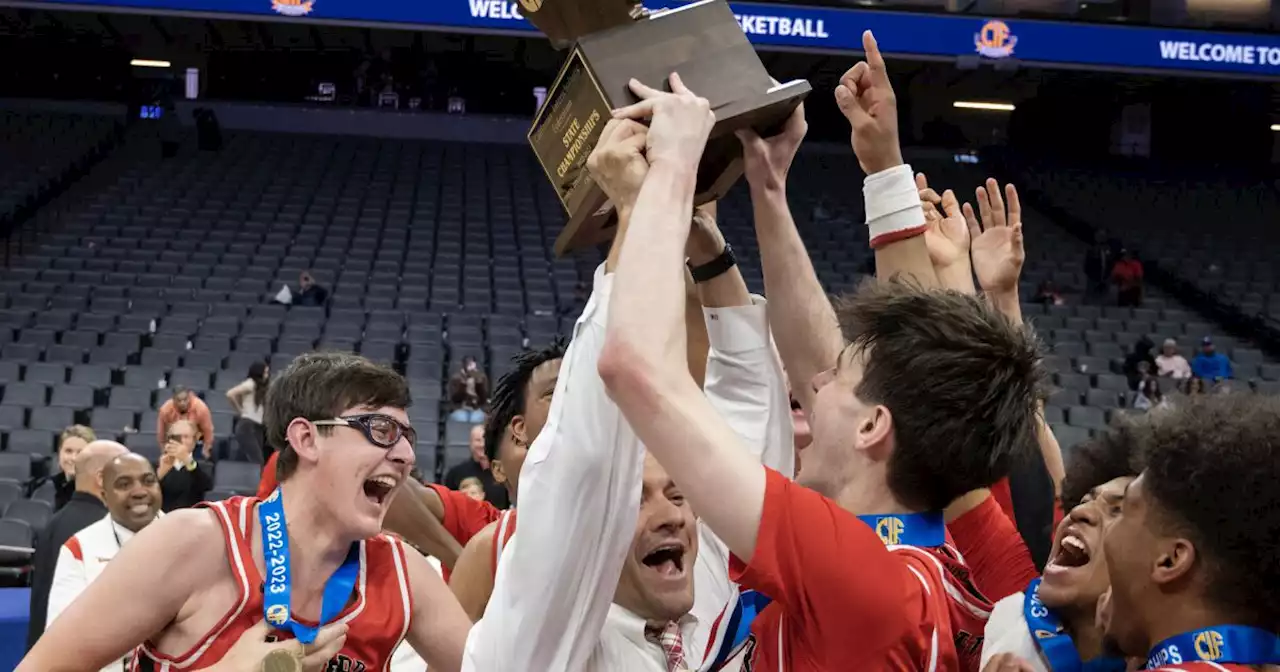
left=601, top=73, right=766, bottom=560
left=383, top=480, right=465, bottom=570
left=836, top=31, right=938, bottom=289
left=738, top=103, right=841, bottom=414
left=460, top=119, right=650, bottom=672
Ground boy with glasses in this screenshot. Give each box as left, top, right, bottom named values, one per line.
left=20, top=352, right=471, bottom=672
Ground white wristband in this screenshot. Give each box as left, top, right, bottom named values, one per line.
left=864, top=164, right=927, bottom=249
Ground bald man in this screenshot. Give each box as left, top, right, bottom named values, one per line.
left=46, top=453, right=162, bottom=670
left=28, top=441, right=128, bottom=647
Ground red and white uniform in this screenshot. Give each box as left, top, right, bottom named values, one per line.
left=129, top=496, right=414, bottom=671
left=729, top=468, right=995, bottom=672
left=489, top=509, right=518, bottom=577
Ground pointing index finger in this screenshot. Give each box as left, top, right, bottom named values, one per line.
left=862, top=31, right=887, bottom=76
left=669, top=72, right=690, bottom=95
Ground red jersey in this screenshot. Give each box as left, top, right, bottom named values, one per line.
left=488, top=509, right=518, bottom=578
left=426, top=483, right=500, bottom=583
left=728, top=468, right=994, bottom=671
left=947, top=494, right=1039, bottom=604
left=130, top=496, right=414, bottom=671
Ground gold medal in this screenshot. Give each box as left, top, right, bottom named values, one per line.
left=260, top=648, right=303, bottom=672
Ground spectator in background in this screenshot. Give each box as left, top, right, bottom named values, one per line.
left=1033, top=279, right=1064, bottom=306
left=1083, top=231, right=1113, bottom=303
left=1181, top=376, right=1208, bottom=396
left=1110, top=248, right=1144, bottom=307
left=448, top=355, right=489, bottom=422
left=1132, top=376, right=1165, bottom=412
left=1123, top=336, right=1157, bottom=391
left=444, top=424, right=509, bottom=509
left=226, top=362, right=270, bottom=464
left=52, top=425, right=96, bottom=511
left=157, top=419, right=213, bottom=512
left=46, top=453, right=161, bottom=672
left=295, top=270, right=329, bottom=307
left=458, top=477, right=485, bottom=503
left=156, top=386, right=214, bottom=460
left=27, top=440, right=126, bottom=650
left=1191, top=335, right=1233, bottom=380
left=1154, top=337, right=1191, bottom=379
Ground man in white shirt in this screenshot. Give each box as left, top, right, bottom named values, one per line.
left=47, top=453, right=163, bottom=671
left=461, top=114, right=792, bottom=672
left=1153, top=338, right=1191, bottom=380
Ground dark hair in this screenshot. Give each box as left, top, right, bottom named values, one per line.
left=833, top=278, right=1048, bottom=511
left=171, top=385, right=191, bottom=398
left=1139, top=394, right=1280, bottom=631
left=1061, top=415, right=1148, bottom=508
left=269, top=352, right=411, bottom=482
left=248, top=360, right=270, bottom=398
left=483, top=338, right=568, bottom=462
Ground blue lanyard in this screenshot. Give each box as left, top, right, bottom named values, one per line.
left=1023, top=578, right=1126, bottom=672
left=259, top=487, right=361, bottom=644
left=711, top=589, right=775, bottom=668
left=857, top=511, right=946, bottom=547
left=1146, top=626, right=1280, bottom=669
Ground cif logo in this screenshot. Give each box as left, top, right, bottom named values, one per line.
left=520, top=0, right=543, bottom=12
left=875, top=517, right=904, bottom=545
left=271, top=0, right=315, bottom=16
left=265, top=604, right=290, bottom=626
left=975, top=20, right=1017, bottom=59
left=1193, top=630, right=1225, bottom=661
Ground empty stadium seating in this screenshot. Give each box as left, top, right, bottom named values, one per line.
left=0, top=116, right=1276, bottom=553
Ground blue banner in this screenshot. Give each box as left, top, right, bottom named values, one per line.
left=37, top=0, right=1280, bottom=78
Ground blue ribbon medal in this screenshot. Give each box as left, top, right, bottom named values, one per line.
left=1146, top=625, right=1280, bottom=669
left=857, top=511, right=947, bottom=547
left=1023, top=578, right=1126, bottom=672
left=259, top=487, right=361, bottom=644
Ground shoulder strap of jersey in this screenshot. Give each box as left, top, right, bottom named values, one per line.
left=490, top=510, right=517, bottom=576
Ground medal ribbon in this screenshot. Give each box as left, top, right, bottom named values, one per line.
left=1023, top=578, right=1126, bottom=672
left=259, top=487, right=360, bottom=644
left=857, top=511, right=947, bottom=547
left=1146, top=625, right=1280, bottom=669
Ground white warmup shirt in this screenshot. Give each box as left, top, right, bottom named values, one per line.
left=981, top=592, right=1051, bottom=672
left=47, top=512, right=162, bottom=672
left=462, top=264, right=793, bottom=672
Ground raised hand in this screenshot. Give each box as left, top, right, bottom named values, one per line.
left=613, top=72, right=715, bottom=173
left=918, top=172, right=974, bottom=274
left=835, top=31, right=904, bottom=175
left=586, top=119, right=650, bottom=214
left=969, top=178, right=1025, bottom=296
left=686, top=203, right=726, bottom=267
left=737, top=101, right=808, bottom=193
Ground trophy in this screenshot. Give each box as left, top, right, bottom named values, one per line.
left=525, top=0, right=812, bottom=255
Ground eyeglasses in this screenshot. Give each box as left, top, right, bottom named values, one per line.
left=312, top=413, right=417, bottom=449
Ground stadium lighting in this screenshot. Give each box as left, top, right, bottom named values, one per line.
left=1271, top=124, right=1280, bottom=131
left=130, top=59, right=172, bottom=68
left=954, top=101, right=1016, bottom=111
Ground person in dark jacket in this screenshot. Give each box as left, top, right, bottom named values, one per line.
left=1123, top=336, right=1157, bottom=391
left=50, top=426, right=95, bottom=511
left=157, top=419, right=213, bottom=512
left=1083, top=232, right=1114, bottom=303
left=27, top=440, right=126, bottom=650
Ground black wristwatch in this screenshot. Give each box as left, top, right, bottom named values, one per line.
left=688, top=243, right=737, bottom=284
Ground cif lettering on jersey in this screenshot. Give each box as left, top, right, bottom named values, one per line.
left=975, top=20, right=1017, bottom=58
left=875, top=517, right=905, bottom=545
left=271, top=0, right=315, bottom=16
left=265, top=604, right=289, bottom=626
left=1193, top=630, right=1225, bottom=661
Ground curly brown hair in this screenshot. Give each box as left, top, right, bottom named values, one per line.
left=1139, top=394, right=1280, bottom=631
left=833, top=278, right=1049, bottom=512
left=1061, top=414, right=1149, bottom=508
